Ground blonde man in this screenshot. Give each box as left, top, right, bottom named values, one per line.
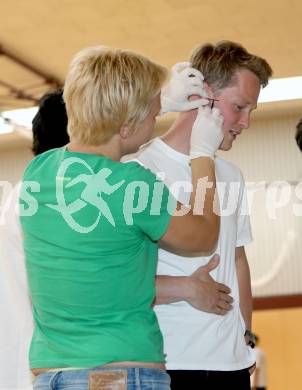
left=20, top=46, right=223, bottom=389
left=129, top=41, right=273, bottom=389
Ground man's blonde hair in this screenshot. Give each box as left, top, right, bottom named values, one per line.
left=190, top=41, right=272, bottom=91
left=63, top=46, right=167, bottom=145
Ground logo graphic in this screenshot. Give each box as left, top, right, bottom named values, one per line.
left=47, top=157, right=125, bottom=233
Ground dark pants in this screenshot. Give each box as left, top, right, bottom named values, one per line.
left=168, top=368, right=251, bottom=390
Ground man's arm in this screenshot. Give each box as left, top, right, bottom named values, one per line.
left=155, top=254, right=233, bottom=315
left=251, top=365, right=260, bottom=389
left=235, top=246, right=253, bottom=332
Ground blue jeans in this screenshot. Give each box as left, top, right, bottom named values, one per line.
left=33, top=367, right=171, bottom=390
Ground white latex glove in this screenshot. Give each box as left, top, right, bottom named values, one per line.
left=190, top=106, right=224, bottom=160
left=160, top=62, right=208, bottom=115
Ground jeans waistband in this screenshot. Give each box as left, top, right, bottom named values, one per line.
left=34, top=367, right=171, bottom=390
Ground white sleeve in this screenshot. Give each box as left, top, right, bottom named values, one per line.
left=236, top=172, right=253, bottom=247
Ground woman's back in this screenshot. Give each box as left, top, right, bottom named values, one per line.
left=20, top=147, right=173, bottom=369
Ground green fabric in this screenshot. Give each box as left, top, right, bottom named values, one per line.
left=20, top=147, right=175, bottom=369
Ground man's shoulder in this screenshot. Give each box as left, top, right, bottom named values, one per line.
left=122, top=138, right=160, bottom=163
left=215, top=156, right=240, bottom=172
left=121, top=158, right=159, bottom=185
left=123, top=138, right=168, bottom=174
left=215, top=156, right=244, bottom=182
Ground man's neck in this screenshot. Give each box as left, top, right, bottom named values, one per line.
left=160, top=110, right=198, bottom=155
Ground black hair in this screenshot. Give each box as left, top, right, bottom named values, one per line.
left=296, top=118, right=302, bottom=152
left=32, top=89, right=69, bottom=156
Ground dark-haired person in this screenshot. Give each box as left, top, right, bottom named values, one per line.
left=127, top=41, right=273, bottom=389
left=0, top=89, right=69, bottom=390
left=31, top=88, right=69, bottom=155
left=295, top=118, right=302, bottom=152
left=19, top=46, right=223, bottom=389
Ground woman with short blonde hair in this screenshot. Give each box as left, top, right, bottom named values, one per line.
left=21, top=45, right=222, bottom=389
left=64, top=46, right=167, bottom=145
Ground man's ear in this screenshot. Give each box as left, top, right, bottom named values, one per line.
left=119, top=124, right=131, bottom=139
left=204, top=81, right=214, bottom=98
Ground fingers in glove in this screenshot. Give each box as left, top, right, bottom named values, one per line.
left=212, top=107, right=224, bottom=126
left=187, top=78, right=204, bottom=88
left=211, top=107, right=221, bottom=117
left=187, top=85, right=205, bottom=96
left=181, top=67, right=204, bottom=80
left=171, top=61, right=191, bottom=73
left=197, top=105, right=211, bottom=116
left=182, top=99, right=209, bottom=111
left=198, top=105, right=224, bottom=125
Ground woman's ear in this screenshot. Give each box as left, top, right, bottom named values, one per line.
left=119, top=124, right=131, bottom=139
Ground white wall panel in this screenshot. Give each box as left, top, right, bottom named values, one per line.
left=0, top=138, right=32, bottom=225
left=218, top=109, right=302, bottom=297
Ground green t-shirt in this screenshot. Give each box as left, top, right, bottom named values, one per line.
left=20, top=147, right=175, bottom=369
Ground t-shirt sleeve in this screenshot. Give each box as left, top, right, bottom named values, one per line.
left=236, top=171, right=253, bottom=247
left=124, top=163, right=177, bottom=241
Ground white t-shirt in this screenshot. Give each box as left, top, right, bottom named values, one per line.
left=128, top=137, right=255, bottom=371
left=0, top=186, right=33, bottom=389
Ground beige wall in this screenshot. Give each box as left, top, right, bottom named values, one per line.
left=220, top=106, right=302, bottom=297
left=253, top=307, right=302, bottom=390
left=0, top=134, right=32, bottom=223
left=219, top=107, right=301, bottom=182
left=0, top=135, right=32, bottom=184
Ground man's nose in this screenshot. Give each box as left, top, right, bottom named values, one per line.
left=239, top=112, right=251, bottom=129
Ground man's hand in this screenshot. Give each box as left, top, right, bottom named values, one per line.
left=160, top=62, right=208, bottom=115
left=186, top=254, right=233, bottom=314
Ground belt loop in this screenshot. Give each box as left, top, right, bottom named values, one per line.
left=49, top=371, right=62, bottom=389
left=135, top=367, right=141, bottom=390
